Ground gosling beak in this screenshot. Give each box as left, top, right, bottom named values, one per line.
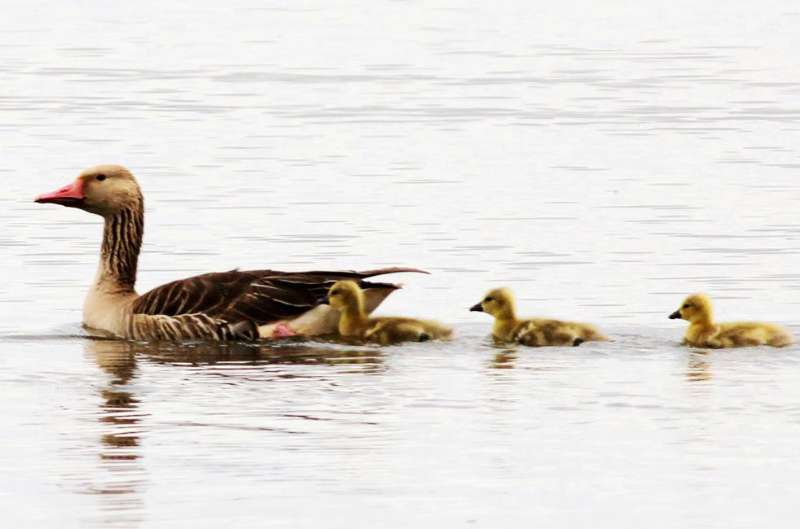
left=35, top=178, right=85, bottom=207
left=669, top=310, right=681, bottom=320
left=469, top=302, right=484, bottom=313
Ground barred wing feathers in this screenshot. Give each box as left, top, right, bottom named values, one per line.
left=131, top=267, right=425, bottom=327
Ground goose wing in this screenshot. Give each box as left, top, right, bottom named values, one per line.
left=131, top=267, right=424, bottom=326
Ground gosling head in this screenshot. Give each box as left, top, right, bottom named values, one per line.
left=470, top=287, right=516, bottom=319
left=35, top=164, right=143, bottom=217
left=327, top=280, right=365, bottom=312
left=669, top=293, right=713, bottom=323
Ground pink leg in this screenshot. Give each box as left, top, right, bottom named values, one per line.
left=271, top=322, right=296, bottom=339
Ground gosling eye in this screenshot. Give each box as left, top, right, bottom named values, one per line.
left=683, top=303, right=691, bottom=309
left=484, top=297, right=494, bottom=302
left=96, top=174, right=107, bottom=182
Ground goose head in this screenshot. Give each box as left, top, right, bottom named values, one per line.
left=470, top=287, right=516, bottom=319
left=35, top=164, right=142, bottom=217
left=327, top=280, right=364, bottom=312
left=670, top=293, right=713, bottom=323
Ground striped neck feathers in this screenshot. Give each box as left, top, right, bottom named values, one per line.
left=99, top=201, right=144, bottom=291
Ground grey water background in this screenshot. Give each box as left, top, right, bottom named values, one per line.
left=2, top=1, right=800, bottom=528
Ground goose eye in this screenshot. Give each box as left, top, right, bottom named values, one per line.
left=96, top=174, right=107, bottom=182
left=485, top=297, right=494, bottom=302
left=683, top=303, right=691, bottom=309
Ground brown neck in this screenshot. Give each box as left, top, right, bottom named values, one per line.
left=99, top=202, right=144, bottom=291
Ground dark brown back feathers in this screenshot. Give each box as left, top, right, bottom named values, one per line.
left=132, top=267, right=425, bottom=327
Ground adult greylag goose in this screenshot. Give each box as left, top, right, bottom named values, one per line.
left=35, top=164, right=423, bottom=342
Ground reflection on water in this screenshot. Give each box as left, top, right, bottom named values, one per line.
left=3, top=327, right=800, bottom=529
left=94, top=341, right=141, bottom=462
left=144, top=340, right=385, bottom=370
left=490, top=350, right=518, bottom=370
left=686, top=351, right=713, bottom=383
left=82, top=337, right=386, bottom=526
left=89, top=340, right=145, bottom=528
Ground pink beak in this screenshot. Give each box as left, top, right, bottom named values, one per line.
left=35, top=178, right=85, bottom=206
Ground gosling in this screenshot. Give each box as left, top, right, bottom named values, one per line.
left=470, top=288, right=608, bottom=346
left=669, top=294, right=793, bottom=348
left=327, top=280, right=452, bottom=345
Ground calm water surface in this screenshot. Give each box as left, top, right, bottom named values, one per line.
left=2, top=1, right=800, bottom=528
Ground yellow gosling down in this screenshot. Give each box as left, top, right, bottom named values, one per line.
left=470, top=288, right=608, bottom=347
left=327, top=280, right=453, bottom=345
left=669, top=294, right=793, bottom=348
